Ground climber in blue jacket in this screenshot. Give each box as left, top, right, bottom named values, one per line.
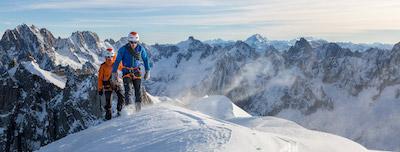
left=111, top=32, right=151, bottom=112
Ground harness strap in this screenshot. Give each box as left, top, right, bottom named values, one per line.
left=102, top=80, right=113, bottom=91
left=122, top=66, right=142, bottom=80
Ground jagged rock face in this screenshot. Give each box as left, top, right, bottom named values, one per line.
left=80, top=62, right=96, bottom=75
left=55, top=31, right=105, bottom=66
left=320, top=43, right=353, bottom=59
left=1, top=63, right=61, bottom=151
left=0, top=24, right=106, bottom=71
left=174, top=36, right=214, bottom=66
left=284, top=38, right=316, bottom=73
left=224, top=41, right=258, bottom=62
left=319, top=43, right=356, bottom=84
left=0, top=62, right=153, bottom=152
left=0, top=24, right=56, bottom=70
left=0, top=25, right=153, bottom=152
left=387, top=43, right=400, bottom=76
left=151, top=44, right=179, bottom=62
left=70, top=31, right=101, bottom=52
left=287, top=38, right=313, bottom=57
left=104, top=39, right=116, bottom=47
left=206, top=41, right=258, bottom=94
left=39, top=28, right=56, bottom=47
left=112, top=37, right=129, bottom=50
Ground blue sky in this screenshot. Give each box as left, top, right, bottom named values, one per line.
left=0, top=0, right=399, bottom=44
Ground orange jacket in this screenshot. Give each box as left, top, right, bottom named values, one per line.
left=98, top=55, right=122, bottom=91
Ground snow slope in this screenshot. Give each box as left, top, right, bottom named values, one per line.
left=21, top=61, right=67, bottom=88
left=187, top=95, right=251, bottom=120
left=37, top=96, right=369, bottom=152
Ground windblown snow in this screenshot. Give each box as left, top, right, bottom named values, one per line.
left=21, top=61, right=66, bottom=88
left=37, top=96, right=370, bottom=152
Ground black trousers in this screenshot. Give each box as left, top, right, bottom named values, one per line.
left=103, top=81, right=124, bottom=112
left=123, top=77, right=141, bottom=105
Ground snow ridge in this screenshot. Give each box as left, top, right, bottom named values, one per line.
left=37, top=96, right=369, bottom=152
left=21, top=61, right=66, bottom=88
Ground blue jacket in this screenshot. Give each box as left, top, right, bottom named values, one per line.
left=112, top=44, right=151, bottom=74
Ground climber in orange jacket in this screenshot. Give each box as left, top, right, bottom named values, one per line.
left=98, top=48, right=124, bottom=120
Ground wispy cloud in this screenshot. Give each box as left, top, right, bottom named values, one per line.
left=1, top=0, right=400, bottom=43
left=23, top=0, right=216, bottom=10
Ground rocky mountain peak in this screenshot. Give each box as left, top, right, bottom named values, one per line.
left=392, top=41, right=400, bottom=52
left=245, top=34, right=267, bottom=43
left=39, top=28, right=56, bottom=46
left=321, top=43, right=352, bottom=59
left=233, top=40, right=251, bottom=48
left=0, top=24, right=57, bottom=70
left=70, top=31, right=101, bottom=47
left=177, top=36, right=204, bottom=51
left=104, top=38, right=116, bottom=46
left=224, top=41, right=258, bottom=60
left=286, top=37, right=313, bottom=58
left=389, top=41, right=400, bottom=65
left=16, top=24, right=33, bottom=32
left=244, top=34, right=269, bottom=51
left=188, top=36, right=195, bottom=41
left=295, top=38, right=312, bottom=49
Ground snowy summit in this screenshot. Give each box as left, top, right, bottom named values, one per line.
left=37, top=96, right=369, bottom=152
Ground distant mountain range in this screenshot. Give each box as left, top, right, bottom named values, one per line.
left=204, top=33, right=393, bottom=52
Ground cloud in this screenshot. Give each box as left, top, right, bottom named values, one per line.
left=22, top=0, right=216, bottom=10
left=2, top=0, right=400, bottom=43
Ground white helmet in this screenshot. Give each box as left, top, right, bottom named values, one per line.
left=128, top=32, right=139, bottom=42
left=104, top=48, right=115, bottom=57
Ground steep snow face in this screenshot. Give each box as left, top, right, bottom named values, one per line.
left=21, top=61, right=66, bottom=88
left=37, top=96, right=368, bottom=152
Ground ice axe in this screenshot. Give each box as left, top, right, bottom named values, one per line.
left=98, top=93, right=103, bottom=114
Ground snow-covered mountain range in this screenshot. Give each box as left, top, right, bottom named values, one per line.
left=204, top=34, right=392, bottom=53
left=146, top=35, right=399, bottom=151
left=0, top=24, right=398, bottom=151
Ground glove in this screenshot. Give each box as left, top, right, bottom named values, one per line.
left=98, top=89, right=103, bottom=96
left=144, top=71, right=150, bottom=80
left=111, top=72, right=118, bottom=82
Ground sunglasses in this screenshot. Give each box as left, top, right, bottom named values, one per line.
left=129, top=41, right=138, bottom=44
left=105, top=56, right=113, bottom=59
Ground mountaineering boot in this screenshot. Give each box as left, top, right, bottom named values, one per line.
left=135, top=102, right=141, bottom=112
left=105, top=110, right=112, bottom=120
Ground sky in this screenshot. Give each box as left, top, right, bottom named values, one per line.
left=0, top=0, right=399, bottom=44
